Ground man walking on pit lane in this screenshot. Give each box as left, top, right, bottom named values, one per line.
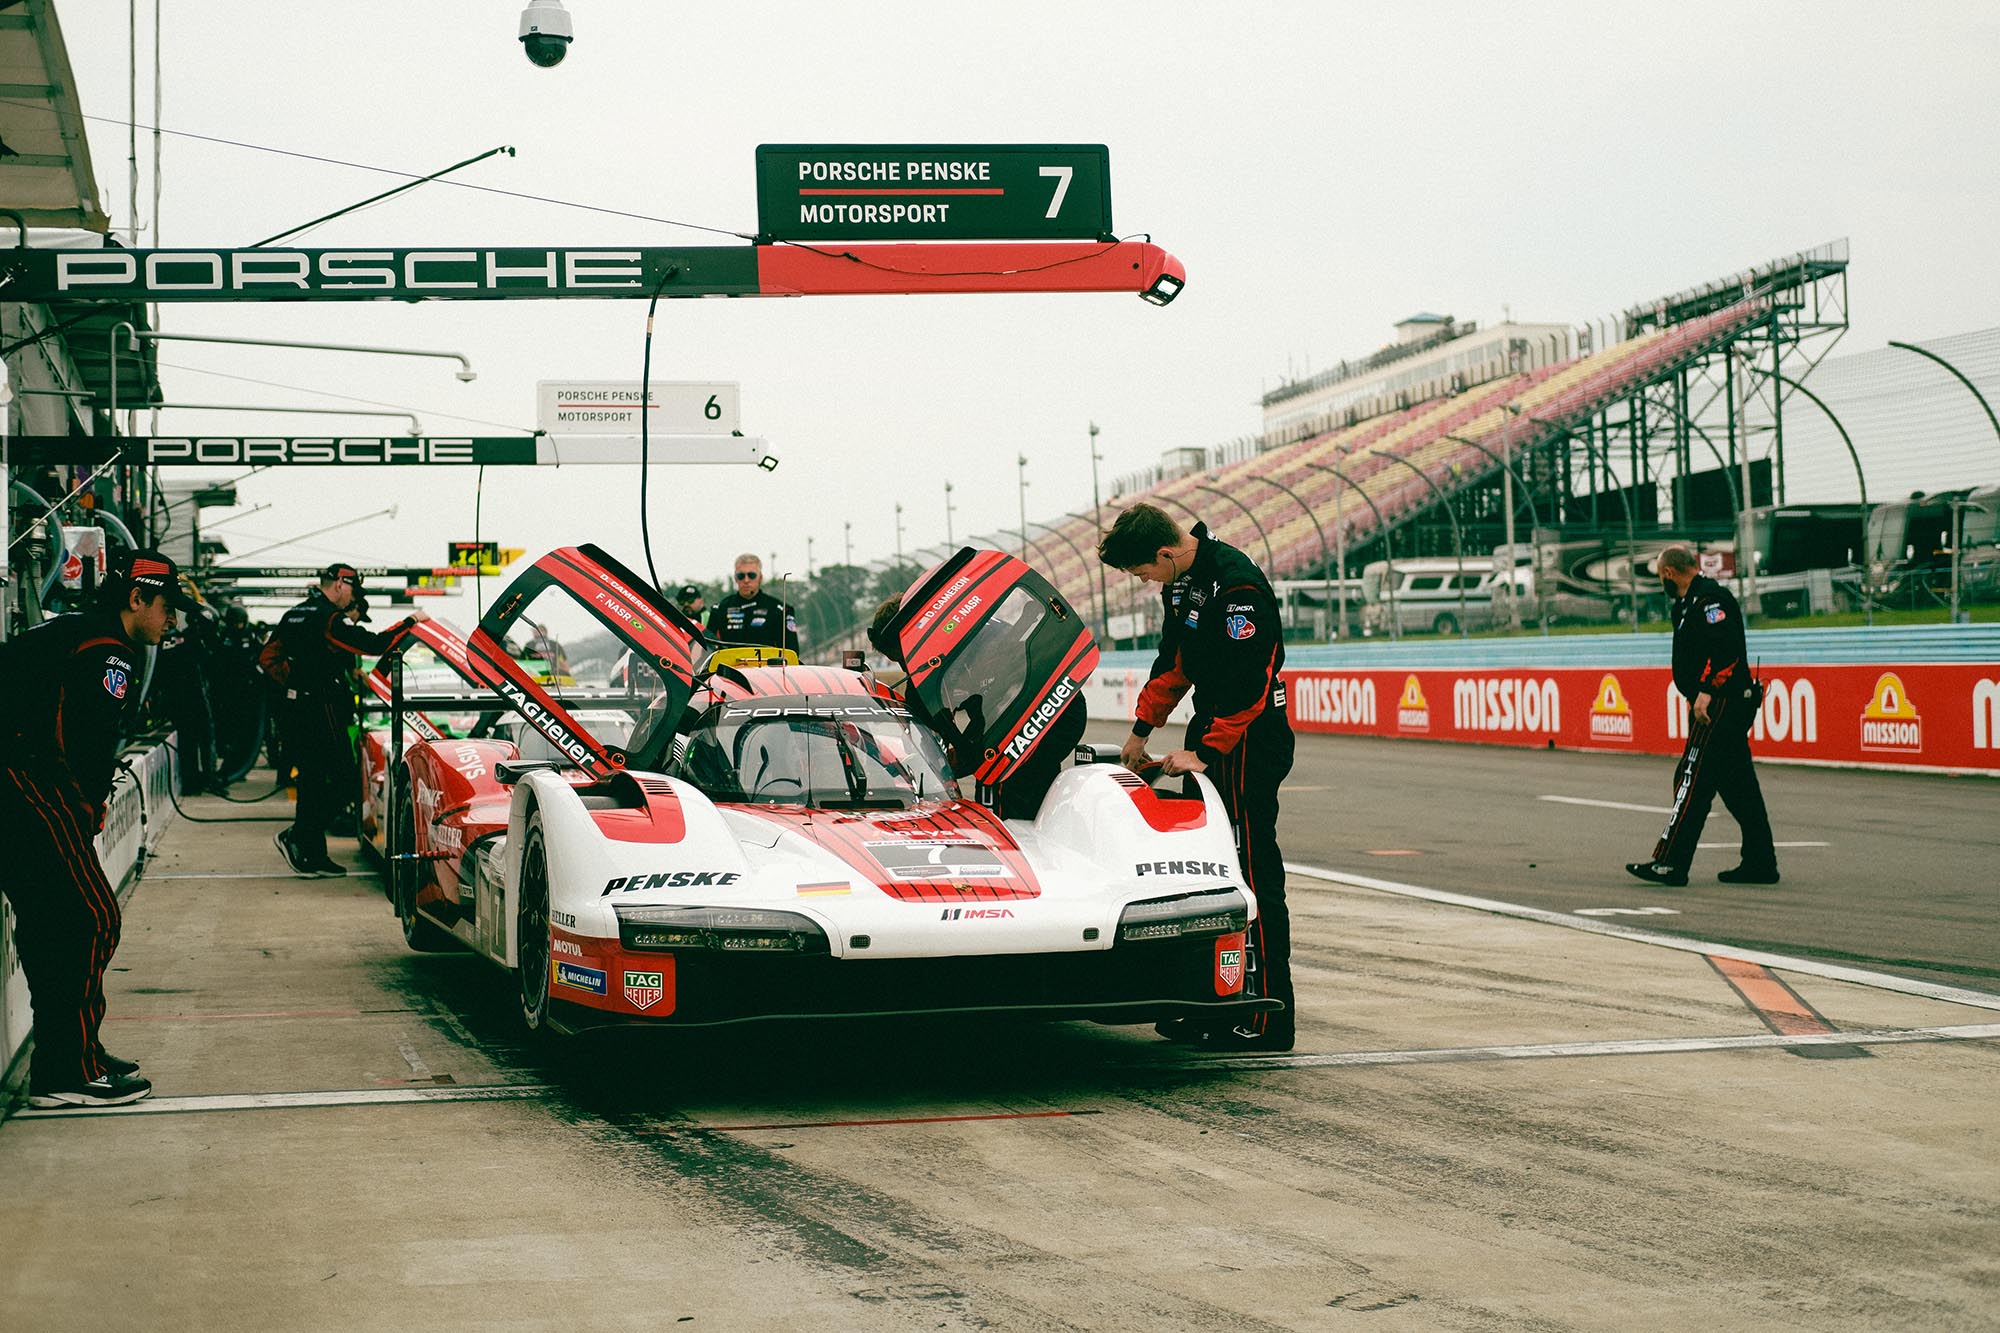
left=1098, top=503, right=1297, bottom=1052
left=268, top=563, right=427, bottom=878
left=704, top=553, right=799, bottom=655
left=1627, top=544, right=1778, bottom=888
left=0, top=550, right=197, bottom=1106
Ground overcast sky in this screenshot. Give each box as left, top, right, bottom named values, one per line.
left=59, top=1, right=2000, bottom=605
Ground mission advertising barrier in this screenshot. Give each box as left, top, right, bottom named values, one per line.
left=1084, top=663, right=2000, bottom=774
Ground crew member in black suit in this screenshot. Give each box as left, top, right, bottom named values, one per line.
left=705, top=553, right=799, bottom=654
left=0, top=550, right=195, bottom=1106
left=268, top=563, right=426, bottom=878
left=1627, top=545, right=1778, bottom=887
left=1100, top=503, right=1297, bottom=1051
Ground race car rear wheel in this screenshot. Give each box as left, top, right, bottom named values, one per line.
left=516, top=817, right=553, bottom=1032
left=395, top=775, right=455, bottom=953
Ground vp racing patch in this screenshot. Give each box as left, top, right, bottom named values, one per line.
left=1224, top=613, right=1254, bottom=640
left=1705, top=604, right=1727, bottom=623
left=102, top=667, right=128, bottom=698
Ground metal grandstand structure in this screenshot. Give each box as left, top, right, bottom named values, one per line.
left=968, top=238, right=1854, bottom=643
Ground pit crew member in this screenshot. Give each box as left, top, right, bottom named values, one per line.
left=705, top=553, right=799, bottom=654
left=1099, top=503, right=1297, bottom=1051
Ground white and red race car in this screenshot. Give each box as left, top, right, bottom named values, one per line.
left=376, top=543, right=1275, bottom=1035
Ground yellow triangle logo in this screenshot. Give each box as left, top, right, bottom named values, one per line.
left=1593, top=673, right=1630, bottom=715
left=1398, top=675, right=1427, bottom=710
left=1863, top=672, right=1919, bottom=719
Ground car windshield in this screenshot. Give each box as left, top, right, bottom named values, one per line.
left=673, top=695, right=955, bottom=808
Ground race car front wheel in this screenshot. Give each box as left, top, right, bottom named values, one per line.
left=517, top=817, right=553, bottom=1032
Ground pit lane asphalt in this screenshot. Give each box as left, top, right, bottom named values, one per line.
left=2, top=765, right=1996, bottom=1331
left=1089, top=723, right=2000, bottom=990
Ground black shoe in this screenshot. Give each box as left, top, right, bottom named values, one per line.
left=28, top=1071, right=153, bottom=1108
left=273, top=829, right=315, bottom=877
left=97, top=1051, right=141, bottom=1077
left=1625, top=861, right=1688, bottom=887
left=1195, top=1022, right=1296, bottom=1054
left=1718, top=864, right=1781, bottom=885
left=302, top=857, right=348, bottom=878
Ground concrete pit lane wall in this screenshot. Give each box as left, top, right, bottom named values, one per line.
left=2, top=735, right=177, bottom=1095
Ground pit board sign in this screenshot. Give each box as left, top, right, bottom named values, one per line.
left=536, top=381, right=741, bottom=436
left=756, top=144, right=1113, bottom=242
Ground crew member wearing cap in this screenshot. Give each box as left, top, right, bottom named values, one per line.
left=675, top=584, right=706, bottom=621
left=705, top=554, right=799, bottom=654
left=0, top=550, right=196, bottom=1106
left=269, top=563, right=427, bottom=878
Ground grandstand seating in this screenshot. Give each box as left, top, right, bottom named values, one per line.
left=1012, top=297, right=1773, bottom=624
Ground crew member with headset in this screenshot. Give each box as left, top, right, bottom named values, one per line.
left=705, top=553, right=799, bottom=654
left=0, top=549, right=197, bottom=1106
left=267, top=563, right=426, bottom=878
left=1627, top=545, right=1778, bottom=887
left=1099, top=503, right=1298, bottom=1052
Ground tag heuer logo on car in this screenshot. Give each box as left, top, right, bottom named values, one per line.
left=1216, top=947, right=1243, bottom=991
left=623, top=970, right=665, bottom=1010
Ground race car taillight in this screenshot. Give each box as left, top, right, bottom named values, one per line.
left=615, top=905, right=830, bottom=955
left=1117, top=889, right=1250, bottom=943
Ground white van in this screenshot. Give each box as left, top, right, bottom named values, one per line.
left=1360, top=557, right=1502, bottom=636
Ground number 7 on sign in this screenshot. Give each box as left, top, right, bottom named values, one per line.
left=1039, top=166, right=1073, bottom=219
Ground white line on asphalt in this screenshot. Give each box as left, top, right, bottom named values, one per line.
left=1285, top=860, right=2000, bottom=1013
left=1538, top=795, right=1672, bottom=814
left=1575, top=907, right=1681, bottom=916
left=1152, top=1023, right=2000, bottom=1073
left=11, top=1083, right=548, bottom=1120
left=144, top=872, right=311, bottom=881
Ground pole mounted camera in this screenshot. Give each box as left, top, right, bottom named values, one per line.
left=518, top=0, right=573, bottom=67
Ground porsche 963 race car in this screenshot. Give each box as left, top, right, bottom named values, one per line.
left=373, top=543, right=1277, bottom=1036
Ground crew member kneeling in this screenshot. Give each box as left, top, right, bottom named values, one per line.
left=1099, top=504, right=1297, bottom=1051
left=0, top=551, right=196, bottom=1106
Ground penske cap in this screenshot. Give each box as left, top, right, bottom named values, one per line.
left=122, top=549, right=200, bottom=612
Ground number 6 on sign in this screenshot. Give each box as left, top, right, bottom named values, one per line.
left=1040, top=166, right=1073, bottom=219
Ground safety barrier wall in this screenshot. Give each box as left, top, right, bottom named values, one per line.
left=1083, top=661, right=2000, bottom=776
left=2, top=734, right=177, bottom=1092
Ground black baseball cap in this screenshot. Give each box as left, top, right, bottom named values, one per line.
left=318, top=562, right=364, bottom=588
left=123, top=549, right=201, bottom=612
left=677, top=583, right=702, bottom=601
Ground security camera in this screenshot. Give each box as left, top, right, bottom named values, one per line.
left=518, top=0, right=573, bottom=67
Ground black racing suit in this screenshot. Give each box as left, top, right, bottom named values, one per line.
left=705, top=591, right=800, bottom=654
left=273, top=596, right=414, bottom=861
left=0, top=613, right=141, bottom=1090
left=1132, top=522, right=1296, bottom=1037
left=1651, top=575, right=1776, bottom=874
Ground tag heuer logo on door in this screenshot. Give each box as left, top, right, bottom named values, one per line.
left=623, top=970, right=665, bottom=1010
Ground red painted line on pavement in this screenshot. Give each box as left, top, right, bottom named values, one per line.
left=682, top=1109, right=1098, bottom=1133
left=1706, top=955, right=1837, bottom=1037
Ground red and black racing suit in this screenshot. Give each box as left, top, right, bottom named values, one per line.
left=1651, top=574, right=1776, bottom=874
left=273, top=595, right=415, bottom=862
left=0, top=613, right=141, bottom=1090
left=1131, top=522, right=1296, bottom=1037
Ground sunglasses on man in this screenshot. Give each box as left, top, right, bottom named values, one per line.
left=734, top=571, right=760, bottom=581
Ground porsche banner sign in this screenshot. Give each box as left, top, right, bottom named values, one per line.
left=0, top=246, right=733, bottom=302
left=755, top=144, right=1114, bottom=242
left=7, top=435, right=773, bottom=467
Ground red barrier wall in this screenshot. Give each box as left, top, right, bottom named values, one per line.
left=1282, top=664, right=2000, bottom=774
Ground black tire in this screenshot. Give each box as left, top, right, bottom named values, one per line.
left=1432, top=611, right=1459, bottom=636
left=516, top=816, right=553, bottom=1033
left=395, top=774, right=456, bottom=952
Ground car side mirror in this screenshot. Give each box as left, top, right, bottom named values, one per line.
left=496, top=759, right=561, bottom=785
